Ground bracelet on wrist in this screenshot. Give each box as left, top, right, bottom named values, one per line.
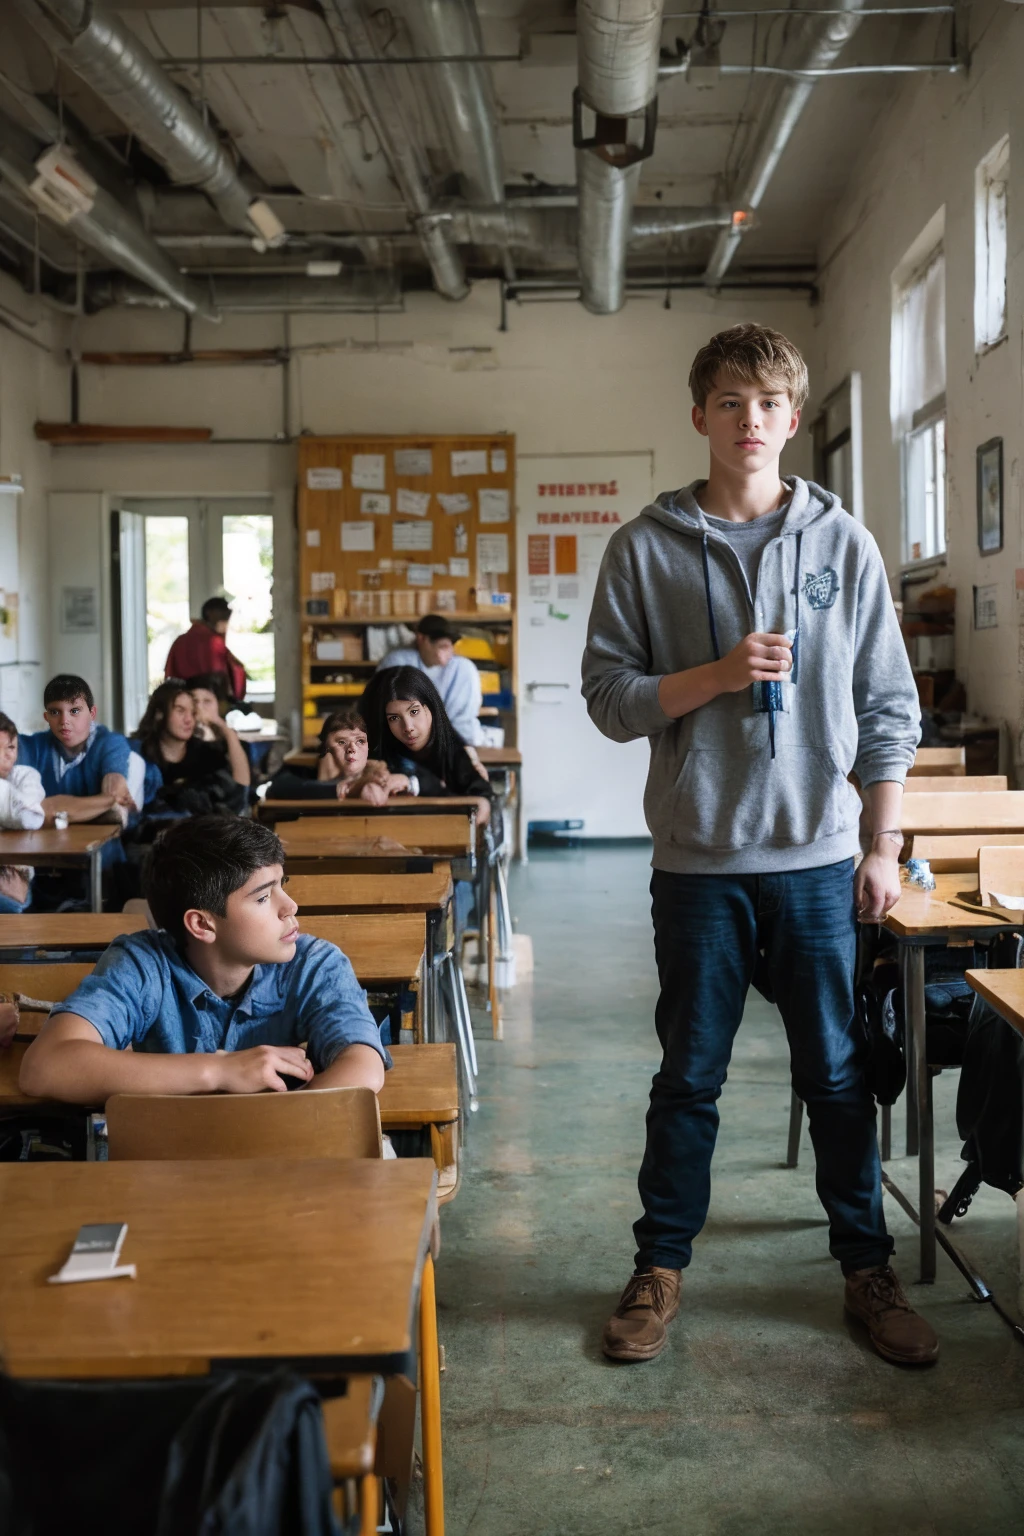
left=872, top=829, right=904, bottom=848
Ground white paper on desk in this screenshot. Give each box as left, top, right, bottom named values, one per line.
left=478, top=488, right=510, bottom=523
left=477, top=532, right=509, bottom=574
left=360, top=493, right=390, bottom=516
left=438, top=492, right=471, bottom=515
left=393, top=520, right=433, bottom=552
left=394, top=448, right=432, bottom=477
left=341, top=522, right=374, bottom=552
left=988, top=891, right=1024, bottom=911
left=352, top=454, right=385, bottom=489
left=396, top=487, right=431, bottom=517
left=49, top=1222, right=137, bottom=1285
left=452, top=448, right=488, bottom=477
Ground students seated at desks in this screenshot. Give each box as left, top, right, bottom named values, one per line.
left=360, top=667, right=493, bottom=827
left=134, top=682, right=248, bottom=817
left=0, top=711, right=45, bottom=916
left=378, top=613, right=484, bottom=745
left=17, top=674, right=137, bottom=828
left=18, top=816, right=389, bottom=1103
left=186, top=673, right=252, bottom=789
left=266, top=708, right=406, bottom=804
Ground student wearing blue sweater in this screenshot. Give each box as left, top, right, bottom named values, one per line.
left=17, top=674, right=136, bottom=828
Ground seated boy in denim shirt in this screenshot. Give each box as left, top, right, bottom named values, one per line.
left=19, top=816, right=389, bottom=1101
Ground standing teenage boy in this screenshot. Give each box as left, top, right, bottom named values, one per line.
left=582, top=324, right=931, bottom=1367
left=19, top=815, right=388, bottom=1102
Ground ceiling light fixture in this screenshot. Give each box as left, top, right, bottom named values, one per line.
left=28, top=145, right=96, bottom=224
left=306, top=260, right=343, bottom=278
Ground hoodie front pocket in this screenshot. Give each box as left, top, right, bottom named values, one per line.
left=670, top=744, right=858, bottom=851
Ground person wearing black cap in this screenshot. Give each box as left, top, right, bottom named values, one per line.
left=378, top=613, right=483, bottom=744
left=164, top=597, right=247, bottom=704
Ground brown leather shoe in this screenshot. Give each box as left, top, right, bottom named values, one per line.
left=844, top=1265, right=939, bottom=1365
left=602, top=1267, right=682, bottom=1362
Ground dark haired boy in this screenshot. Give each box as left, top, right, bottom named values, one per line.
left=19, top=816, right=388, bottom=1102
left=17, top=674, right=136, bottom=828
left=583, top=323, right=931, bottom=1366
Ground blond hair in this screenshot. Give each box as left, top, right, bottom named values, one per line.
left=689, top=323, right=809, bottom=413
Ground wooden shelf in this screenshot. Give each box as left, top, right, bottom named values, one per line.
left=305, top=611, right=513, bottom=626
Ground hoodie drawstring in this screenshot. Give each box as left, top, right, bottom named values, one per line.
left=701, top=527, right=803, bottom=763
left=700, top=532, right=721, bottom=661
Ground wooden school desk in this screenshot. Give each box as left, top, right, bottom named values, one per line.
left=964, top=967, right=1024, bottom=1036
left=908, top=834, right=1024, bottom=872
left=260, top=796, right=481, bottom=821
left=278, top=815, right=476, bottom=868
left=883, top=871, right=1012, bottom=1282
left=909, top=746, right=966, bottom=776
left=0, top=1158, right=445, bottom=1534
left=901, top=791, right=1024, bottom=837
left=902, top=775, right=1006, bottom=794
left=477, top=746, right=523, bottom=861
left=0, top=913, right=148, bottom=955
left=0, top=1042, right=461, bottom=1192
left=0, top=826, right=122, bottom=914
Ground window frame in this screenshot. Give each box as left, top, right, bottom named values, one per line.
left=901, top=394, right=947, bottom=566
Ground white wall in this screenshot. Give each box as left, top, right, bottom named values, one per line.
left=48, top=284, right=815, bottom=735
left=810, top=1, right=1024, bottom=765
left=0, top=273, right=65, bottom=731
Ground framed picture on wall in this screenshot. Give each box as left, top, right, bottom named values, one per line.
left=977, top=437, right=1003, bottom=554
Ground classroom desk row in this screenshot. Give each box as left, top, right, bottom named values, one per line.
left=0, top=862, right=473, bottom=1532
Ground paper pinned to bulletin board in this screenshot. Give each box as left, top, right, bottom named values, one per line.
left=299, top=434, right=516, bottom=615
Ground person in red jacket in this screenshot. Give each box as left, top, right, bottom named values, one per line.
left=165, top=598, right=247, bottom=704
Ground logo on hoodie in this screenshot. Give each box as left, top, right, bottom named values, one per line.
left=803, top=568, right=839, bottom=611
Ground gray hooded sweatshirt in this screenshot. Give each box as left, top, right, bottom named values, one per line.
left=581, top=477, right=920, bottom=874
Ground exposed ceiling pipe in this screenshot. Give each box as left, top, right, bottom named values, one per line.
left=88, top=269, right=401, bottom=314
left=576, top=1, right=666, bottom=314
left=399, top=1, right=504, bottom=206
left=0, top=112, right=219, bottom=319
left=326, top=1, right=468, bottom=300
left=444, top=201, right=738, bottom=253
left=703, top=0, right=866, bottom=285
left=10, top=0, right=261, bottom=233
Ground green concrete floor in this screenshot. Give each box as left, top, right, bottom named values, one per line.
left=436, top=844, right=1024, bottom=1536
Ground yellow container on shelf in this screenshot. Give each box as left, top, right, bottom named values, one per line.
left=456, top=636, right=496, bottom=662
left=476, top=670, right=501, bottom=695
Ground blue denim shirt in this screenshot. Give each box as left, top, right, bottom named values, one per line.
left=52, top=930, right=390, bottom=1073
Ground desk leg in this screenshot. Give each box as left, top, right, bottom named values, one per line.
left=419, top=1252, right=445, bottom=1536
left=359, top=1475, right=378, bottom=1536
left=89, top=850, right=103, bottom=913
left=902, top=943, right=935, bottom=1282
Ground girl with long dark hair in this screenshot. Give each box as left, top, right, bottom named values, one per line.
left=134, top=682, right=247, bottom=814
left=359, top=667, right=493, bottom=826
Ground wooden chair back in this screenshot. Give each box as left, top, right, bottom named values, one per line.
left=0, top=963, right=92, bottom=1005
left=909, top=746, right=966, bottom=776
left=905, top=775, right=1006, bottom=794
left=302, top=912, right=426, bottom=983
left=106, top=1086, right=383, bottom=1161
left=288, top=870, right=452, bottom=913
left=909, top=833, right=1024, bottom=873
left=901, top=791, right=1024, bottom=835
left=977, top=846, right=1024, bottom=903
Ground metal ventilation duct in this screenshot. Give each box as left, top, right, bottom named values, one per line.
left=327, top=0, right=468, bottom=300
left=400, top=1, right=505, bottom=205
left=444, top=202, right=735, bottom=256
left=576, top=1, right=666, bottom=314
left=0, top=113, right=218, bottom=320
left=89, top=269, right=402, bottom=314
left=703, top=0, right=866, bottom=285
left=12, top=0, right=256, bottom=231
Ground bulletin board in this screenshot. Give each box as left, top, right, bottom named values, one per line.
left=297, top=434, right=516, bottom=618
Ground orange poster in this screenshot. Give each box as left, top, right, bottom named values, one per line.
left=554, top=534, right=577, bottom=575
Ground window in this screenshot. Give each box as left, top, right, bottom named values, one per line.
left=222, top=513, right=275, bottom=699
left=892, top=217, right=946, bottom=562
left=903, top=412, right=945, bottom=564
left=975, top=135, right=1008, bottom=352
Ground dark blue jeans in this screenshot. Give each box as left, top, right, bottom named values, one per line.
left=635, top=860, right=893, bottom=1276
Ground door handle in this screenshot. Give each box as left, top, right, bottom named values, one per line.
left=526, top=681, right=570, bottom=690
